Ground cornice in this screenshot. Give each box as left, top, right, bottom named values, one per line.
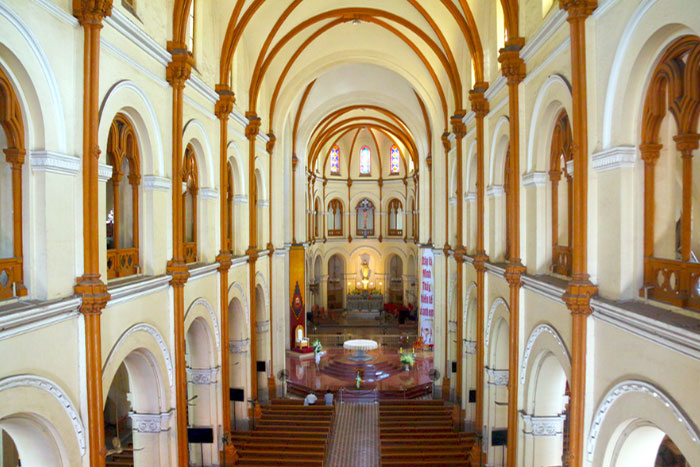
left=592, top=146, right=636, bottom=172
left=30, top=150, right=80, bottom=176
left=485, top=185, right=505, bottom=197
left=0, top=296, right=80, bottom=341
left=101, top=37, right=168, bottom=88
left=521, top=274, right=567, bottom=305
left=104, top=8, right=170, bottom=67
left=234, top=195, right=248, bottom=205
left=98, top=163, right=113, bottom=183
left=199, top=187, right=218, bottom=200
left=485, top=76, right=506, bottom=101
left=522, top=171, right=548, bottom=187
left=143, top=175, right=171, bottom=191
left=189, top=263, right=219, bottom=281
left=106, top=275, right=171, bottom=307
left=521, top=8, right=568, bottom=63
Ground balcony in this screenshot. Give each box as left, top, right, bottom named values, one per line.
left=184, top=242, right=197, bottom=264
left=642, top=257, right=700, bottom=312
left=107, top=248, right=139, bottom=280
left=0, top=257, right=24, bottom=300
left=551, top=245, right=572, bottom=277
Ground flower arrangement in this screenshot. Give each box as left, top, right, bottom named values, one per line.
left=312, top=339, right=323, bottom=354
left=400, top=352, right=415, bottom=368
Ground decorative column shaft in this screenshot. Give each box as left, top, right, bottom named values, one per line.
left=452, top=113, right=467, bottom=406
left=499, top=38, right=527, bottom=467
left=166, top=43, right=193, bottom=467
left=560, top=2, right=598, bottom=465
left=468, top=84, right=489, bottom=465
left=245, top=112, right=261, bottom=401
left=426, top=154, right=433, bottom=244
left=214, top=86, right=238, bottom=463
left=73, top=2, right=113, bottom=465
left=266, top=134, right=277, bottom=398
left=675, top=134, right=699, bottom=262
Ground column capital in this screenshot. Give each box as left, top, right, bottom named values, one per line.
left=292, top=153, right=299, bottom=168
left=504, top=262, right=526, bottom=287
left=451, top=115, right=467, bottom=140
left=499, top=39, right=526, bottom=84
left=674, top=133, right=700, bottom=157
left=563, top=275, right=598, bottom=316
left=215, top=85, right=236, bottom=120
left=472, top=252, right=489, bottom=273
left=560, top=0, right=597, bottom=20
left=75, top=274, right=110, bottom=315
left=216, top=251, right=233, bottom=272
left=426, top=154, right=432, bottom=170
left=245, top=113, right=261, bottom=140
left=640, top=143, right=662, bottom=164
left=166, top=260, right=190, bottom=287
left=469, top=88, right=490, bottom=118
left=266, top=133, right=277, bottom=154
left=3, top=147, right=25, bottom=166
left=73, top=0, right=112, bottom=25
left=441, top=132, right=451, bottom=154
left=165, top=47, right=193, bottom=89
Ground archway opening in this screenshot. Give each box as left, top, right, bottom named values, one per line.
left=0, top=416, right=61, bottom=467
left=228, top=296, right=249, bottom=428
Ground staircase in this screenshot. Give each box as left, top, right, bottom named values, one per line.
left=379, top=400, right=475, bottom=466
left=105, top=441, right=134, bottom=467
left=320, top=359, right=402, bottom=381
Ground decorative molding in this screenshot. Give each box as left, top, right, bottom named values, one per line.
left=0, top=374, right=86, bottom=455
left=486, top=368, right=509, bottom=386
left=100, top=37, right=168, bottom=88
left=0, top=297, right=80, bottom=341
left=592, top=146, right=636, bottom=172
left=522, top=414, right=565, bottom=436
left=464, top=340, right=477, bottom=355
left=104, top=9, right=171, bottom=67
left=186, top=297, right=221, bottom=349
left=521, top=9, right=568, bottom=63
left=521, top=274, right=567, bottom=305
left=199, top=187, right=219, bottom=200
left=448, top=197, right=457, bottom=206
left=485, top=185, right=505, bottom=198
left=130, top=411, right=172, bottom=433
left=522, top=38, right=571, bottom=87
left=257, top=199, right=269, bottom=207
left=98, top=163, right=113, bottom=183
left=143, top=175, right=171, bottom=192
left=32, top=0, right=79, bottom=27
left=586, top=380, right=700, bottom=462
left=485, top=75, right=506, bottom=101
left=256, top=320, right=270, bottom=333
left=188, top=263, right=219, bottom=281
left=189, top=75, right=218, bottom=104
left=107, top=275, right=171, bottom=308
left=104, top=323, right=174, bottom=386
left=30, top=151, right=80, bottom=176
left=187, top=367, right=219, bottom=385
left=591, top=298, right=700, bottom=362
left=520, top=324, right=570, bottom=383
left=229, top=339, right=250, bottom=354
left=465, top=192, right=476, bottom=202
left=234, top=195, right=248, bottom=205
left=522, top=171, right=547, bottom=188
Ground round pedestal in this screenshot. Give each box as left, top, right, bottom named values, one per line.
left=343, top=339, right=379, bottom=363
left=349, top=349, right=372, bottom=362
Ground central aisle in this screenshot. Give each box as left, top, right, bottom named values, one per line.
left=326, top=402, right=380, bottom=467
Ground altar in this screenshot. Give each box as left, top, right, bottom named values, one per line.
left=346, top=293, right=384, bottom=311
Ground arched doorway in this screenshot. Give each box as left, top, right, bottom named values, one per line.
left=255, top=285, right=270, bottom=402
left=103, top=349, right=168, bottom=466
left=185, top=317, right=218, bottom=466
left=228, top=296, right=249, bottom=429
left=486, top=314, right=510, bottom=466
left=327, top=254, right=345, bottom=311
left=386, top=255, right=403, bottom=305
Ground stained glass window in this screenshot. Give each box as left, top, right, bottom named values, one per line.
left=390, top=145, right=400, bottom=174
left=330, top=145, right=340, bottom=175
left=359, top=146, right=371, bottom=175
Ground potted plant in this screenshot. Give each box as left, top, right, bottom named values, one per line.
left=312, top=339, right=323, bottom=354
left=400, top=352, right=415, bottom=371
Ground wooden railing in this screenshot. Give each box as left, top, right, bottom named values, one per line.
left=643, top=257, right=700, bottom=312
left=0, top=257, right=22, bottom=300
left=184, top=242, right=197, bottom=264
left=107, top=248, right=139, bottom=279
left=551, top=245, right=572, bottom=276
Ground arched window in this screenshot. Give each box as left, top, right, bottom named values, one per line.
left=183, top=145, right=199, bottom=263
left=227, top=161, right=234, bottom=253
left=388, top=199, right=403, bottom=236
left=390, top=145, right=400, bottom=174
left=106, top=114, right=141, bottom=279
left=327, top=199, right=343, bottom=236
left=0, top=68, right=27, bottom=299
left=356, top=198, right=375, bottom=237
left=186, top=0, right=196, bottom=56
left=549, top=112, right=573, bottom=276
left=359, top=146, right=371, bottom=175
left=329, top=145, right=340, bottom=175
left=641, top=36, right=700, bottom=311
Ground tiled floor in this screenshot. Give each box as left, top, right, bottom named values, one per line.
left=327, top=402, right=380, bottom=467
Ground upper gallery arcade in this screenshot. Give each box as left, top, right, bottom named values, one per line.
left=0, top=0, right=699, bottom=466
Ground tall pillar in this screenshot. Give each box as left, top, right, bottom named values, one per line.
left=266, top=134, right=277, bottom=398
left=427, top=154, right=433, bottom=244
left=72, top=2, right=113, bottom=465
left=452, top=113, right=467, bottom=407
left=214, top=86, right=238, bottom=463
left=560, top=1, right=599, bottom=465
left=499, top=38, right=527, bottom=467
left=441, top=133, right=452, bottom=400
left=245, top=113, right=261, bottom=401
left=166, top=42, right=194, bottom=467
left=468, top=84, right=489, bottom=466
